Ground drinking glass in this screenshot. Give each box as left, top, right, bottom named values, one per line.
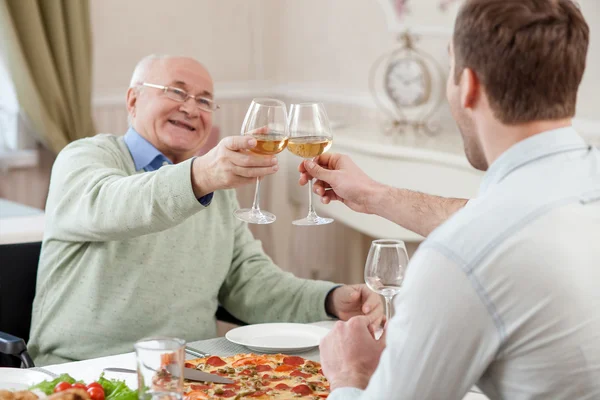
left=234, top=98, right=289, bottom=224
left=135, top=337, right=186, bottom=400
left=287, top=103, right=334, bottom=226
left=364, top=239, right=409, bottom=324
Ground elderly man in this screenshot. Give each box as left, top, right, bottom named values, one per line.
left=28, top=55, right=383, bottom=365
left=301, top=0, right=600, bottom=399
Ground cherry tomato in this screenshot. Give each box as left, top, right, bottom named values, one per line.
left=54, top=382, right=72, bottom=393
left=86, top=382, right=103, bottom=391
left=87, top=387, right=105, bottom=400
left=72, top=383, right=87, bottom=390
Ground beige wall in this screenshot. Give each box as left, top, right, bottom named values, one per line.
left=91, top=0, right=269, bottom=97
left=91, top=0, right=600, bottom=120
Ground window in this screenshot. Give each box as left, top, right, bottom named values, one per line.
left=0, top=44, right=37, bottom=169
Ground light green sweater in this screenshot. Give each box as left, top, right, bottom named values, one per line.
left=28, top=134, right=336, bottom=366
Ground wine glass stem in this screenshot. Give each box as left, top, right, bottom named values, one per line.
left=384, top=296, right=393, bottom=324
left=251, top=177, right=262, bottom=212
left=307, top=179, right=317, bottom=218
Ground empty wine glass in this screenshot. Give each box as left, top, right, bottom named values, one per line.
left=364, top=239, right=409, bottom=324
left=234, top=98, right=289, bottom=224
left=287, top=103, right=334, bottom=226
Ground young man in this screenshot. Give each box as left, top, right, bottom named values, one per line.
left=305, top=0, right=600, bottom=398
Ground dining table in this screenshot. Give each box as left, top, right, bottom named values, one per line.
left=36, top=321, right=489, bottom=400
left=0, top=198, right=45, bottom=244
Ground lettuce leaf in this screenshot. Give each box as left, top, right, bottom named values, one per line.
left=97, top=373, right=138, bottom=400
left=29, top=374, right=78, bottom=395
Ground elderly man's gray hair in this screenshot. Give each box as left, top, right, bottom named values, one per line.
left=129, top=54, right=171, bottom=88
left=127, top=54, right=170, bottom=125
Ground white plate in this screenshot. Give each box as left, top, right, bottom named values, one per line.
left=0, top=368, right=50, bottom=391
left=225, top=323, right=329, bottom=353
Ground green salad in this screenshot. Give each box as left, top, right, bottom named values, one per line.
left=29, top=373, right=137, bottom=400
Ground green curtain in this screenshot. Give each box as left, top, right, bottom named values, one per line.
left=0, top=0, right=96, bottom=153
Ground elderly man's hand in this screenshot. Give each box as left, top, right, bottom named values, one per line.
left=325, top=284, right=385, bottom=332
left=320, top=316, right=386, bottom=391
left=191, top=135, right=279, bottom=197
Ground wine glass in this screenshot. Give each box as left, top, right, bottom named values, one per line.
left=364, top=239, right=409, bottom=325
left=234, top=98, right=289, bottom=224
left=287, top=103, right=334, bottom=226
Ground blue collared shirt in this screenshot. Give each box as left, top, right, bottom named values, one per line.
left=123, top=127, right=213, bottom=206
left=330, top=127, right=600, bottom=399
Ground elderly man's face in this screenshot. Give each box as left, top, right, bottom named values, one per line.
left=131, top=58, right=214, bottom=161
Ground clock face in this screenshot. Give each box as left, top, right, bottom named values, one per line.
left=384, top=58, right=431, bottom=108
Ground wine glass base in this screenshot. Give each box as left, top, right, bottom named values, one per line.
left=292, top=216, right=334, bottom=226
left=234, top=208, right=276, bottom=224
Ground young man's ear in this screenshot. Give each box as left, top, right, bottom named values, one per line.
left=460, top=68, right=480, bottom=110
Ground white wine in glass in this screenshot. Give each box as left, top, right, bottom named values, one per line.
left=364, top=239, right=409, bottom=324
left=287, top=103, right=334, bottom=226
left=233, top=98, right=289, bottom=224
left=287, top=136, right=332, bottom=158
left=249, top=134, right=289, bottom=155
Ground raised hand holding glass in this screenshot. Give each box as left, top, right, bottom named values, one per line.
left=234, top=98, right=289, bottom=224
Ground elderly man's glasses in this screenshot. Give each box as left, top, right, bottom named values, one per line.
left=140, top=83, right=219, bottom=112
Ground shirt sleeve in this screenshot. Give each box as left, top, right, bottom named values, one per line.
left=218, top=190, right=337, bottom=324
left=328, top=246, right=500, bottom=400
left=198, top=192, right=214, bottom=206
left=45, top=138, right=206, bottom=242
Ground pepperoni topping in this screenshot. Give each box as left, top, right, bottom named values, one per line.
left=274, top=364, right=296, bottom=372
left=232, top=356, right=269, bottom=367
left=206, top=356, right=226, bottom=367
left=283, top=356, right=305, bottom=366
left=255, top=364, right=272, bottom=372
left=239, top=369, right=253, bottom=376
left=215, top=390, right=236, bottom=398
left=189, top=384, right=210, bottom=390
left=275, top=383, right=290, bottom=390
left=261, top=380, right=271, bottom=386
left=184, top=362, right=196, bottom=368
left=262, top=374, right=285, bottom=381
left=222, top=384, right=240, bottom=390
left=318, top=368, right=323, bottom=375
left=247, top=392, right=266, bottom=397
left=290, top=370, right=312, bottom=379
left=185, top=391, right=209, bottom=400
left=291, top=384, right=313, bottom=395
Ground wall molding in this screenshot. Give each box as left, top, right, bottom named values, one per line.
left=93, top=81, right=600, bottom=139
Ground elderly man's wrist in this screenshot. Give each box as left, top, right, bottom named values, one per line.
left=325, top=286, right=342, bottom=318
left=191, top=157, right=214, bottom=198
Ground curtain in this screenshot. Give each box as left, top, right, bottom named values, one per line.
left=0, top=0, right=95, bottom=153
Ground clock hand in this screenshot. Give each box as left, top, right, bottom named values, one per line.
left=402, top=75, right=422, bottom=85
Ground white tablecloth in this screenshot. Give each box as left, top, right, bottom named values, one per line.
left=42, top=321, right=488, bottom=400
left=0, top=198, right=45, bottom=244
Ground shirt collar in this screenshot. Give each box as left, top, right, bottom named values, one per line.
left=479, top=126, right=589, bottom=195
left=123, top=127, right=172, bottom=171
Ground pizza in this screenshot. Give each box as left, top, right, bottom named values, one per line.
left=182, top=353, right=330, bottom=399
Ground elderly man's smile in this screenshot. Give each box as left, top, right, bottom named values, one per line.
left=168, top=119, right=196, bottom=132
